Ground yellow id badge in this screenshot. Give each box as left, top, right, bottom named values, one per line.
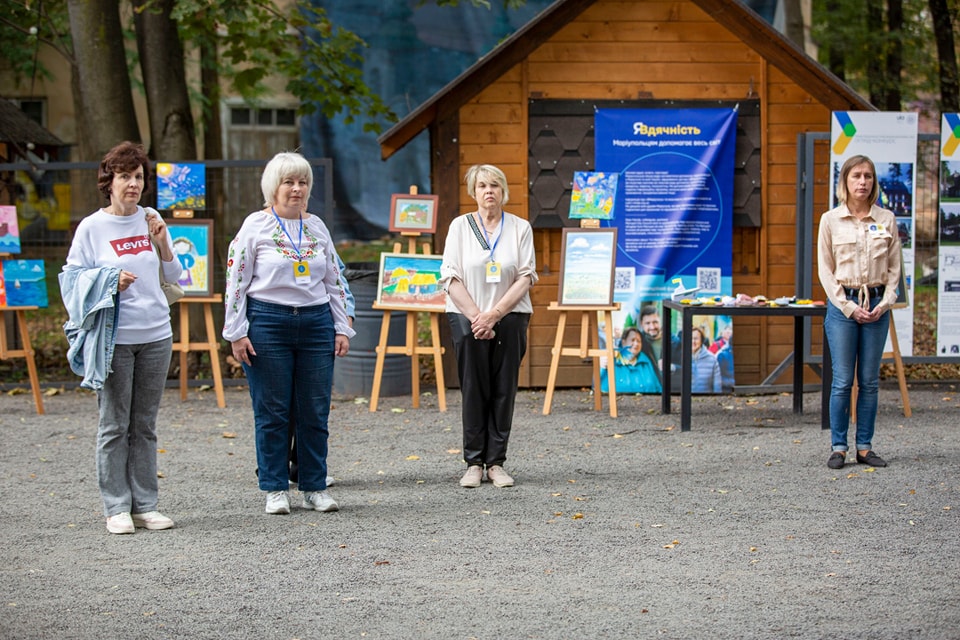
left=293, top=260, right=311, bottom=284
left=485, top=261, right=501, bottom=283
left=868, top=223, right=891, bottom=239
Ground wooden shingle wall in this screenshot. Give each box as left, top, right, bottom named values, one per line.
left=449, top=0, right=835, bottom=388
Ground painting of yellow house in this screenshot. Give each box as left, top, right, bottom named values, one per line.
left=376, top=254, right=446, bottom=311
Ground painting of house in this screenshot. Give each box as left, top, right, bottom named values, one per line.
left=376, top=254, right=446, bottom=310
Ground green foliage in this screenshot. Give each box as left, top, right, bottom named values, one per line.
left=810, top=0, right=949, bottom=108
left=0, top=0, right=72, bottom=85
left=2, top=0, right=529, bottom=135
left=172, top=1, right=396, bottom=133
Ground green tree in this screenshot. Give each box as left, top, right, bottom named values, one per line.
left=1, top=0, right=522, bottom=162
left=2, top=1, right=397, bottom=160
left=928, top=0, right=960, bottom=111
left=811, top=0, right=958, bottom=112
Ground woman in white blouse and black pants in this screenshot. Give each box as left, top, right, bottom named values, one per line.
left=440, top=164, right=538, bottom=489
left=818, top=154, right=901, bottom=470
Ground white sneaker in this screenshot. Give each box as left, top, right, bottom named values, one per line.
left=106, top=512, right=135, bottom=535
left=131, top=511, right=174, bottom=530
left=302, top=491, right=339, bottom=512
left=265, top=491, right=291, bottom=514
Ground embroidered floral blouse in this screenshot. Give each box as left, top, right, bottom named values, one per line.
left=222, top=209, right=354, bottom=342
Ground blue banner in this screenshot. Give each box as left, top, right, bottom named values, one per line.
left=595, top=108, right=737, bottom=393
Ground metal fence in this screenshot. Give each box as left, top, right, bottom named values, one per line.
left=0, top=158, right=332, bottom=384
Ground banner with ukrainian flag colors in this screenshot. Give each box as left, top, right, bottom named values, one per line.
left=937, top=113, right=960, bottom=355
left=830, top=111, right=918, bottom=354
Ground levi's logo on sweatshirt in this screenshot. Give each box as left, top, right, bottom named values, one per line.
left=111, top=235, right=152, bottom=257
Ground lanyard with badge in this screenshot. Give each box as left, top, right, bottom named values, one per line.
left=273, top=207, right=311, bottom=284
left=479, top=211, right=503, bottom=283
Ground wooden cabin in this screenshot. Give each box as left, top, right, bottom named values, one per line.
left=378, top=0, right=873, bottom=389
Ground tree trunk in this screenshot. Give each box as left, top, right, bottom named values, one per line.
left=824, top=0, right=846, bottom=81
left=928, top=0, right=960, bottom=111
left=884, top=0, right=903, bottom=111
left=865, top=0, right=885, bottom=106
left=66, top=0, right=140, bottom=161
left=132, top=0, right=196, bottom=160
left=200, top=34, right=223, bottom=162
left=783, top=0, right=806, bottom=50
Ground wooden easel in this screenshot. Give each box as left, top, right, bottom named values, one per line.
left=0, top=306, right=44, bottom=414
left=368, top=195, right=446, bottom=412
left=171, top=294, right=226, bottom=408
left=542, top=302, right=620, bottom=418
left=850, top=312, right=911, bottom=421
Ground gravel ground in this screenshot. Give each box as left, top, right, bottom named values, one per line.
left=1, top=382, right=959, bottom=640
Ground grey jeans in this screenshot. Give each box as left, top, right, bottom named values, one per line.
left=96, top=338, right=172, bottom=517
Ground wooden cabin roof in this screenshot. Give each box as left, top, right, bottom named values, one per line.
left=377, top=0, right=873, bottom=160
left=0, top=98, right=64, bottom=149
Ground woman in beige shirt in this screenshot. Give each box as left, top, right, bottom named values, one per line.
left=440, top=164, right=538, bottom=489
left=818, top=154, right=902, bottom=470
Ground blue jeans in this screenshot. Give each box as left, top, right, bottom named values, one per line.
left=97, top=337, right=172, bottom=517
left=823, top=296, right=889, bottom=452
left=243, top=298, right=335, bottom=492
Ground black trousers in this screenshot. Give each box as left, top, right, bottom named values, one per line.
left=448, top=312, right=530, bottom=468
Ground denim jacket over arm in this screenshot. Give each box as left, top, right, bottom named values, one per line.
left=59, top=265, right=121, bottom=390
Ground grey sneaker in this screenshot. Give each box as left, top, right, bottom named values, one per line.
left=459, top=465, right=483, bottom=488
left=131, top=511, right=174, bottom=530
left=106, top=512, right=135, bottom=535
left=486, top=465, right=514, bottom=488
left=302, top=491, right=339, bottom=512
left=265, top=491, right=291, bottom=514
left=326, top=475, right=335, bottom=487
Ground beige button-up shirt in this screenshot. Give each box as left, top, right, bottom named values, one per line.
left=817, top=203, right=902, bottom=318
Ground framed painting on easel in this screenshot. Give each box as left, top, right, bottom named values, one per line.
left=166, top=219, right=213, bottom=297
left=375, top=253, right=446, bottom=311
left=557, top=227, right=618, bottom=306
left=389, top=193, right=439, bottom=234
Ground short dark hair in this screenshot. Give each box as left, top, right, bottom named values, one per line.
left=640, top=305, right=658, bottom=320
left=98, top=141, right=150, bottom=201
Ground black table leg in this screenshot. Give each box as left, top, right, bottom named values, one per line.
left=681, top=309, right=693, bottom=431
left=793, top=315, right=804, bottom=414
left=661, top=304, right=672, bottom=415
left=821, top=326, right=831, bottom=430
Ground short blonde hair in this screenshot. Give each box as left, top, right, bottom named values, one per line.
left=261, top=152, right=313, bottom=207
left=464, top=164, right=509, bottom=205
left=836, top=155, right=879, bottom=205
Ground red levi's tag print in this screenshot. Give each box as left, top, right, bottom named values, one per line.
left=111, top=235, right=152, bottom=257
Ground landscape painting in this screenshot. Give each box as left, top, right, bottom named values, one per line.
left=0, top=206, right=21, bottom=254
left=0, top=259, right=48, bottom=308
left=376, top=253, right=446, bottom=310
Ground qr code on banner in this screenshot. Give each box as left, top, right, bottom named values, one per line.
left=614, top=267, right=635, bottom=293
left=697, top=267, right=721, bottom=293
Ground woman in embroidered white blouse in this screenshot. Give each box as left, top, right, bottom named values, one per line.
left=440, top=164, right=538, bottom=489
left=223, top=152, right=355, bottom=515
